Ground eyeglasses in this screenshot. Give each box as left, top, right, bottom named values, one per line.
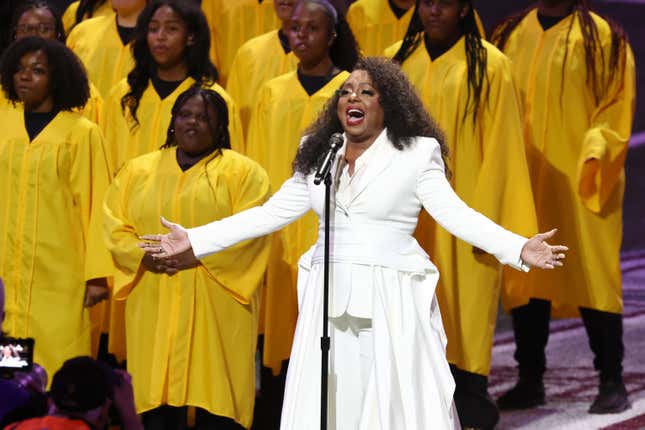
left=15, top=23, right=56, bottom=37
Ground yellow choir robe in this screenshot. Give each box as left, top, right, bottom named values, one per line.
left=226, top=30, right=298, bottom=140
left=246, top=70, right=349, bottom=374
left=103, top=148, right=270, bottom=428
left=67, top=14, right=135, bottom=99
left=202, top=0, right=279, bottom=85
left=100, top=77, right=244, bottom=176
left=385, top=37, right=538, bottom=375
left=346, top=0, right=414, bottom=56
left=0, top=107, right=113, bottom=381
left=62, top=0, right=114, bottom=35
left=493, top=10, right=636, bottom=317
left=0, top=86, right=101, bottom=125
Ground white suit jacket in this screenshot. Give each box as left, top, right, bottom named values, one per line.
left=189, top=129, right=528, bottom=316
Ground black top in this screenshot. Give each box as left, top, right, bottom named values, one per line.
left=388, top=0, right=408, bottom=19
left=537, top=12, right=569, bottom=31
left=151, top=75, right=184, bottom=100
left=424, top=33, right=458, bottom=61
left=297, top=69, right=339, bottom=96
left=176, top=148, right=216, bottom=171
left=117, top=22, right=136, bottom=46
left=278, top=29, right=291, bottom=54
left=24, top=110, right=57, bottom=142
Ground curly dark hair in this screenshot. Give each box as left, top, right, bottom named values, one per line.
left=294, top=0, right=360, bottom=71
left=121, top=0, right=217, bottom=126
left=162, top=85, right=231, bottom=152
left=292, top=56, right=449, bottom=178
left=490, top=0, right=628, bottom=104
left=393, top=0, right=487, bottom=124
left=75, top=0, right=108, bottom=27
left=10, top=0, right=65, bottom=42
left=0, top=36, right=89, bottom=111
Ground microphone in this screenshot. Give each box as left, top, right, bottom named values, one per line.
left=314, top=133, right=344, bottom=185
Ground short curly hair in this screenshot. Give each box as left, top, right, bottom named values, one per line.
left=0, top=37, right=89, bottom=111
left=292, top=56, right=449, bottom=177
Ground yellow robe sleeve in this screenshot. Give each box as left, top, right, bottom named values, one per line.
left=245, top=83, right=271, bottom=167
left=76, top=123, right=114, bottom=282
left=78, top=83, right=103, bottom=124
left=99, top=82, right=130, bottom=175
left=577, top=45, right=636, bottom=213
left=211, top=83, right=245, bottom=154
left=103, top=162, right=145, bottom=299
left=199, top=158, right=272, bottom=304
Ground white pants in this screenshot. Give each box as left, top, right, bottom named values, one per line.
left=329, top=312, right=374, bottom=428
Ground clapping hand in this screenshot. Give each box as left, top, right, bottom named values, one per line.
left=520, top=228, right=568, bottom=269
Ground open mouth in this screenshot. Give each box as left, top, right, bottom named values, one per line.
left=346, top=107, right=365, bottom=126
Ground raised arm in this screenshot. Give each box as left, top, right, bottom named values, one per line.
left=417, top=139, right=567, bottom=270
left=141, top=173, right=313, bottom=259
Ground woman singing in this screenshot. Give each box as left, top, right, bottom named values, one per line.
left=141, top=57, right=567, bottom=429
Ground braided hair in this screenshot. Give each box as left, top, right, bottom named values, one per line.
left=490, top=0, right=628, bottom=104
left=393, top=0, right=487, bottom=123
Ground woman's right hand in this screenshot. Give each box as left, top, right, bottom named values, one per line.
left=139, top=217, right=192, bottom=259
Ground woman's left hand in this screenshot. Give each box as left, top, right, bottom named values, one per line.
left=520, top=228, right=569, bottom=269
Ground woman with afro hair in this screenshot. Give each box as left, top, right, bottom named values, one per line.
left=0, top=37, right=112, bottom=382
left=141, top=57, right=567, bottom=429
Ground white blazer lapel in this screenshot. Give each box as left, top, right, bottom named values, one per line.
left=347, top=131, right=398, bottom=206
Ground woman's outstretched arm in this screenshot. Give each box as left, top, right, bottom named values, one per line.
left=417, top=138, right=568, bottom=270
left=140, top=174, right=313, bottom=259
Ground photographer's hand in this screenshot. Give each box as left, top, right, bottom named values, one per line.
left=112, top=369, right=143, bottom=430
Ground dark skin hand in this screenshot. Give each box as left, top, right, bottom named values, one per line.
left=84, top=278, right=109, bottom=307
left=141, top=248, right=199, bottom=275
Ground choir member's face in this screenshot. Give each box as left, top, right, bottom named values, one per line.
left=288, top=2, right=334, bottom=67
left=418, top=0, right=468, bottom=46
left=147, top=6, right=193, bottom=70
left=14, top=8, right=57, bottom=40
left=13, top=50, right=54, bottom=113
left=173, top=95, right=218, bottom=156
left=337, top=70, right=384, bottom=144
left=274, top=0, right=297, bottom=23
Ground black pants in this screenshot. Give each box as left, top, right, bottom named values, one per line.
left=451, top=365, right=499, bottom=429
left=511, top=298, right=624, bottom=382
left=142, top=405, right=245, bottom=430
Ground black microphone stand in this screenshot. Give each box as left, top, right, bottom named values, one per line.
left=313, top=133, right=342, bottom=430
left=320, top=171, right=332, bottom=430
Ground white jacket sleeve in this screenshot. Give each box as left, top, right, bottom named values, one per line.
left=416, top=138, right=530, bottom=271
left=188, top=174, right=313, bottom=258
